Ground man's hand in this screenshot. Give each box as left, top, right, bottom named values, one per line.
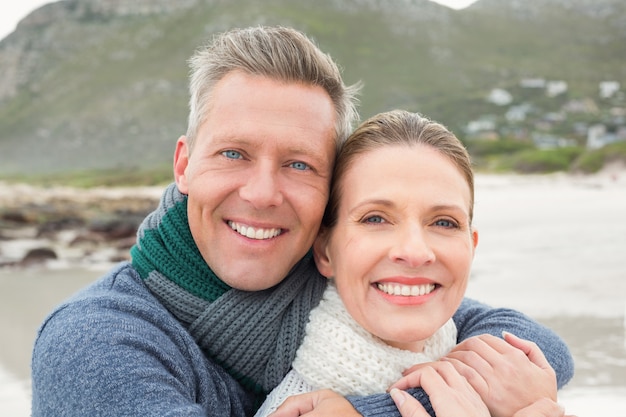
left=392, top=332, right=557, bottom=417
left=269, top=389, right=362, bottom=417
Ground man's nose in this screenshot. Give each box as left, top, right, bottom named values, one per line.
left=238, top=163, right=284, bottom=208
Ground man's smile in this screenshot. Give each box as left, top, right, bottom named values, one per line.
left=228, top=220, right=283, bottom=240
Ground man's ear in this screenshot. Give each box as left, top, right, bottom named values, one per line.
left=173, top=136, right=190, bottom=194
left=313, top=229, right=333, bottom=278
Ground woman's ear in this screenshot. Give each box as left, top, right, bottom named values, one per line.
left=313, top=229, right=334, bottom=278
left=471, top=228, right=479, bottom=257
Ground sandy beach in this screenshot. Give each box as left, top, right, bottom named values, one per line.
left=1, top=172, right=625, bottom=416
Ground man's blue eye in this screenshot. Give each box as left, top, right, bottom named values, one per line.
left=222, top=150, right=242, bottom=159
left=290, top=161, right=309, bottom=171
left=435, top=219, right=457, bottom=228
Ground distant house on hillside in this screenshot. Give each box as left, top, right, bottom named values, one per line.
left=532, top=133, right=576, bottom=149
left=506, top=103, right=533, bottom=122
left=610, top=107, right=626, bottom=124
left=520, top=78, right=546, bottom=89
left=544, top=112, right=566, bottom=123
left=573, top=122, right=589, bottom=137
left=563, top=98, right=598, bottom=114
left=465, top=116, right=498, bottom=140
left=487, top=88, right=513, bottom=106
left=586, top=124, right=624, bottom=149
left=599, top=81, right=620, bottom=99
left=546, top=81, right=568, bottom=97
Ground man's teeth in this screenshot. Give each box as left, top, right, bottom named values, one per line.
left=228, top=221, right=282, bottom=240
left=376, top=283, right=435, bottom=296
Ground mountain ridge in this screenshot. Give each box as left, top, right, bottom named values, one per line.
left=0, top=0, right=624, bottom=177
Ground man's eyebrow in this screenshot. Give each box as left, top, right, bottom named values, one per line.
left=287, top=144, right=331, bottom=166
left=211, top=136, right=255, bottom=147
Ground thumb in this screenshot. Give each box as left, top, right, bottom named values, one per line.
left=389, top=388, right=429, bottom=417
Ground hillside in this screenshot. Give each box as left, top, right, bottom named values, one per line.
left=0, top=0, right=625, bottom=179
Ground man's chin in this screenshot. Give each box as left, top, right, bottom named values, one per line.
left=218, top=269, right=287, bottom=291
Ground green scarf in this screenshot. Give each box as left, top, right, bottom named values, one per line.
left=130, top=183, right=327, bottom=395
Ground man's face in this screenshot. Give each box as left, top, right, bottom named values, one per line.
left=174, top=71, right=337, bottom=290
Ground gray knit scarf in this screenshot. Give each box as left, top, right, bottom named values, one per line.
left=130, top=183, right=327, bottom=395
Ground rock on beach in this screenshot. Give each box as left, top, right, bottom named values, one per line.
left=0, top=182, right=164, bottom=268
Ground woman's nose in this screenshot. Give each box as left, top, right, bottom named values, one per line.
left=388, top=224, right=435, bottom=267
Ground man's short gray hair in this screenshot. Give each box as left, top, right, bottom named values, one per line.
left=186, top=26, right=360, bottom=150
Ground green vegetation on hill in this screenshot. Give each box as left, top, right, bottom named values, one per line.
left=0, top=0, right=625, bottom=184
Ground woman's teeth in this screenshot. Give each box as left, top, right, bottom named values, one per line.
left=376, top=282, right=435, bottom=296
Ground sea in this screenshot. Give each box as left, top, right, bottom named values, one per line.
left=1, top=173, right=625, bottom=416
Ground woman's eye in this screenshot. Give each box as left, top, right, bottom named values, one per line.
left=289, top=161, right=310, bottom=171
left=222, top=150, right=242, bottom=159
left=434, top=219, right=458, bottom=228
left=364, top=215, right=385, bottom=224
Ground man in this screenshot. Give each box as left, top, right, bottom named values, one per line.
left=31, top=26, right=573, bottom=417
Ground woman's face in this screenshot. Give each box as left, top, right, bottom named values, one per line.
left=314, top=144, right=478, bottom=352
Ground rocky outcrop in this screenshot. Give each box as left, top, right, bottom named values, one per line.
left=0, top=183, right=162, bottom=268
left=19, top=247, right=58, bottom=267
left=0, top=0, right=202, bottom=103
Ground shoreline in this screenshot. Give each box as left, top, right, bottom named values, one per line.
left=1, top=163, right=625, bottom=200
left=1, top=172, right=625, bottom=416
left=2, top=170, right=624, bottom=270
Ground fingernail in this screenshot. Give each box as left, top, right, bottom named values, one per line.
left=390, top=388, right=406, bottom=406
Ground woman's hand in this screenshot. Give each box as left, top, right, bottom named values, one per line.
left=513, top=398, right=577, bottom=417
left=389, top=362, right=489, bottom=417
left=392, top=332, right=557, bottom=417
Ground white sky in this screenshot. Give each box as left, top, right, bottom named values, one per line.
left=0, top=0, right=478, bottom=41
left=430, top=0, right=479, bottom=10
left=0, top=0, right=51, bottom=40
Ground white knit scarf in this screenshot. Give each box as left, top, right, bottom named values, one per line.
left=255, top=283, right=457, bottom=416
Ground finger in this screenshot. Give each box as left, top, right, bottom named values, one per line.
left=419, top=363, right=490, bottom=417
left=392, top=363, right=454, bottom=391
left=455, top=334, right=513, bottom=356
left=448, top=335, right=507, bottom=369
left=418, top=364, right=455, bottom=390
left=402, top=362, right=434, bottom=376
left=451, top=334, right=536, bottom=372
left=444, top=348, right=494, bottom=381
left=422, top=361, right=479, bottom=394
left=390, top=366, right=426, bottom=390
left=389, top=388, right=430, bottom=417
left=440, top=357, right=489, bottom=397
left=393, top=361, right=482, bottom=392
left=502, top=331, right=552, bottom=370
left=269, top=393, right=315, bottom=417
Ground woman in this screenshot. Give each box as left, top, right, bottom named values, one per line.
left=264, top=110, right=562, bottom=417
